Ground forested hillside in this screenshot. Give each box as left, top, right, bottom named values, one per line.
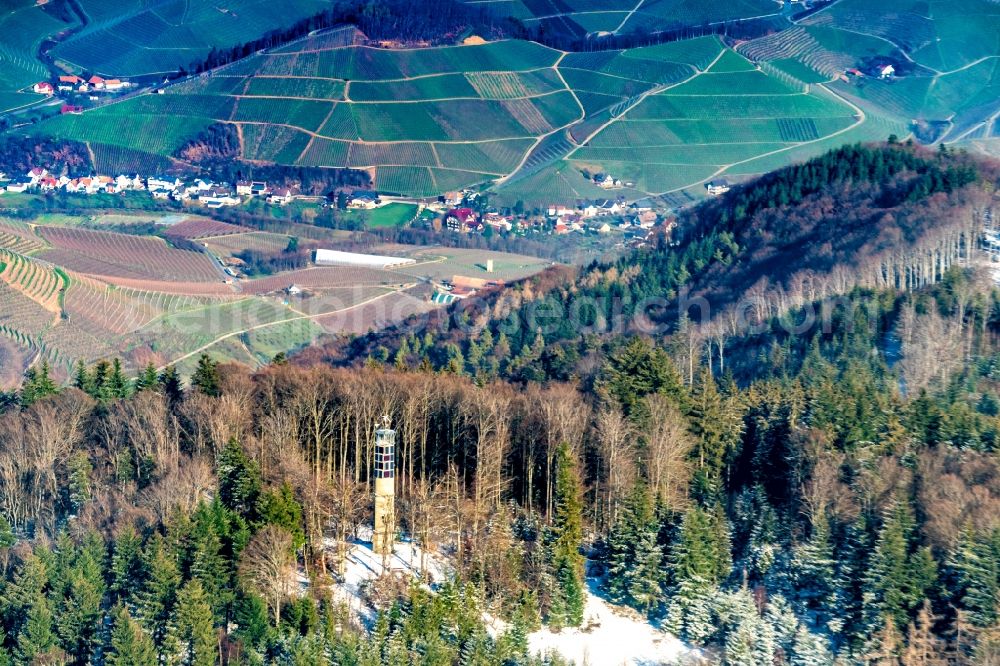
left=338, top=143, right=995, bottom=383
left=2, top=144, right=1000, bottom=664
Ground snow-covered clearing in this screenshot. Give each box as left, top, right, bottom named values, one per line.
left=306, top=530, right=693, bottom=665
left=528, top=580, right=693, bottom=666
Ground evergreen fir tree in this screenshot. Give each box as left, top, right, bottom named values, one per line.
left=0, top=515, right=15, bottom=574
left=687, top=367, right=742, bottom=499
left=664, top=505, right=727, bottom=643
left=0, top=553, right=48, bottom=640
left=72, top=359, right=91, bottom=394
left=218, top=439, right=262, bottom=520
left=629, top=525, right=664, bottom=617
left=54, top=568, right=103, bottom=662
left=20, top=360, right=57, bottom=406
left=110, top=527, right=144, bottom=606
left=107, top=606, right=158, bottom=666
left=190, top=354, right=220, bottom=397
left=949, top=525, right=1000, bottom=628
left=159, top=365, right=184, bottom=404
left=135, top=362, right=160, bottom=392
left=790, top=624, right=833, bottom=665
left=135, top=538, right=180, bottom=647
left=165, top=580, right=216, bottom=666
left=108, top=358, right=130, bottom=399
left=547, top=443, right=585, bottom=630
left=14, top=593, right=56, bottom=664
left=66, top=452, right=92, bottom=513
left=863, top=500, right=937, bottom=634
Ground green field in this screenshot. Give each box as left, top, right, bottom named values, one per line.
left=344, top=203, right=420, bottom=229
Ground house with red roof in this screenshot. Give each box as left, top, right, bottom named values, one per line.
left=32, top=82, right=54, bottom=96
left=445, top=208, right=478, bottom=232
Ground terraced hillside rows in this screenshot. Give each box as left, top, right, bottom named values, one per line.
left=0, top=0, right=76, bottom=113
left=29, top=26, right=936, bottom=201
left=735, top=0, right=1000, bottom=145
left=0, top=250, right=65, bottom=312
left=37, top=226, right=224, bottom=283
left=0, top=220, right=48, bottom=255
left=49, top=0, right=329, bottom=76
left=0, top=210, right=554, bottom=385
left=494, top=42, right=904, bottom=204
left=35, top=38, right=579, bottom=197
left=464, top=0, right=783, bottom=39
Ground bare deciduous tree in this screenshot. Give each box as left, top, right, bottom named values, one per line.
left=240, top=525, right=294, bottom=627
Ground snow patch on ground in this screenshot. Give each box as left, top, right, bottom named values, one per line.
left=307, top=529, right=693, bottom=665
left=321, top=530, right=453, bottom=624
left=528, top=581, right=693, bottom=666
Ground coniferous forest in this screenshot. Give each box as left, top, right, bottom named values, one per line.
left=2, top=144, right=1000, bottom=664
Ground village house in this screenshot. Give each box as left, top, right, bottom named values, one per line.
left=267, top=187, right=295, bottom=205
left=547, top=204, right=574, bottom=218
left=5, top=180, right=32, bottom=193
left=88, top=76, right=105, bottom=90
left=630, top=198, right=655, bottom=213
left=706, top=179, right=731, bottom=195
left=104, top=79, right=126, bottom=92
left=37, top=176, right=59, bottom=192
left=57, top=75, right=81, bottom=92
left=441, top=191, right=462, bottom=207
left=445, top=208, right=478, bottom=233
left=60, top=104, right=83, bottom=115
left=633, top=210, right=658, bottom=229
left=200, top=186, right=240, bottom=208
left=32, top=82, right=54, bottom=96
left=182, top=179, right=213, bottom=197
left=593, top=173, right=622, bottom=190
left=483, top=212, right=513, bottom=232
left=878, top=64, right=895, bottom=79
left=147, top=176, right=182, bottom=192
left=236, top=180, right=253, bottom=196
left=96, top=175, right=116, bottom=193
left=115, top=174, right=144, bottom=191
left=250, top=181, right=268, bottom=197
left=25, top=168, right=48, bottom=185
left=349, top=190, right=381, bottom=209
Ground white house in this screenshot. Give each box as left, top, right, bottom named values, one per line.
left=201, top=188, right=240, bottom=207
left=349, top=191, right=381, bottom=209
left=878, top=64, right=895, bottom=79
left=25, top=167, right=47, bottom=184
left=706, top=179, right=731, bottom=196
left=147, top=176, right=182, bottom=191
left=547, top=204, right=574, bottom=218
left=236, top=180, right=253, bottom=196
left=32, top=82, right=54, bottom=96
left=267, top=187, right=294, bottom=205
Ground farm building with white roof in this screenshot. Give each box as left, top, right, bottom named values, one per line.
left=314, top=249, right=415, bottom=269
